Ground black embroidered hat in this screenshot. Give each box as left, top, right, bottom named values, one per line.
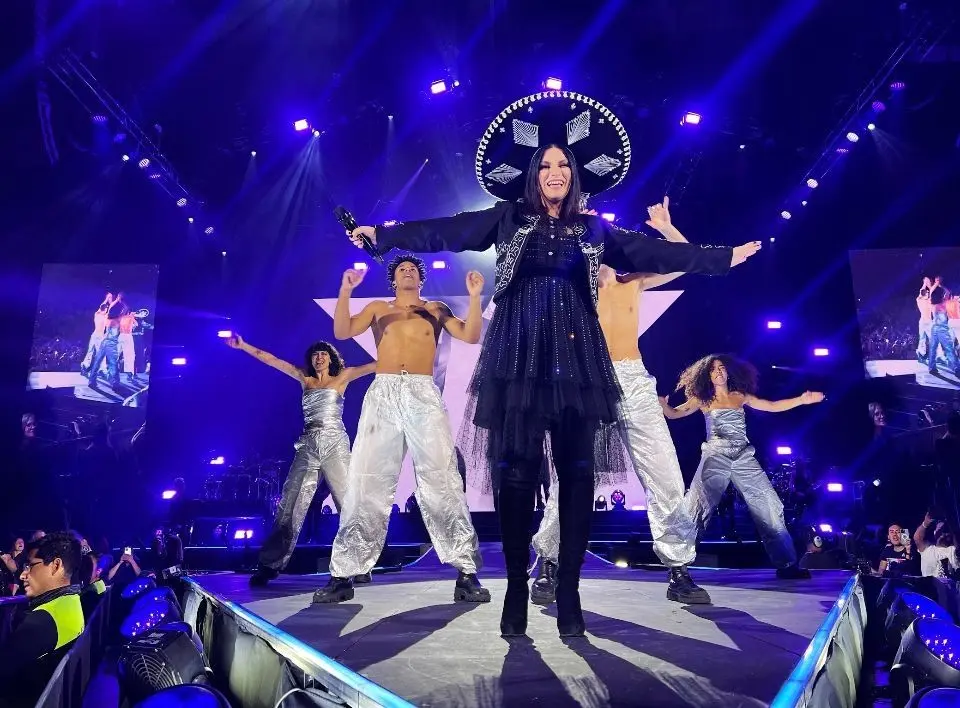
left=475, top=90, right=632, bottom=203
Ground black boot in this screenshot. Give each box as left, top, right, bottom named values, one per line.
left=776, top=564, right=812, bottom=580
left=555, top=473, right=594, bottom=638
left=353, top=572, right=373, bottom=584
left=312, top=576, right=355, bottom=603
left=497, top=476, right=536, bottom=636
left=666, top=566, right=712, bottom=604
left=454, top=572, right=491, bottom=603
left=530, top=559, right=558, bottom=606
left=249, top=565, right=279, bottom=587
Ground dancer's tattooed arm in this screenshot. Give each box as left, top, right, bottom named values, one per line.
left=226, top=334, right=303, bottom=383
left=659, top=397, right=700, bottom=419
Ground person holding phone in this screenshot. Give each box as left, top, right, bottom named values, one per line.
left=877, top=524, right=913, bottom=576
left=106, top=546, right=141, bottom=586
left=914, top=512, right=959, bottom=578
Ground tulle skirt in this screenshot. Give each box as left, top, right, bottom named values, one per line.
left=459, top=273, right=628, bottom=492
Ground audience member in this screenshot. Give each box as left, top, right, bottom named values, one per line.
left=0, top=532, right=84, bottom=705
left=0, top=537, right=25, bottom=596
left=913, top=511, right=959, bottom=579
left=877, top=523, right=916, bottom=576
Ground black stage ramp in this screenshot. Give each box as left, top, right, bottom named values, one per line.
left=194, top=544, right=851, bottom=707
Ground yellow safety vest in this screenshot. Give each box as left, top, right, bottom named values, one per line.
left=35, top=592, right=84, bottom=650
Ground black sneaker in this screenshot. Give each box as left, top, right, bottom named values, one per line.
left=454, top=572, right=491, bottom=603
left=530, top=559, right=558, bottom=606
left=312, top=577, right=355, bottom=604
left=666, top=567, right=712, bottom=604
left=353, top=572, right=373, bottom=584
left=776, top=564, right=812, bottom=580
left=249, top=566, right=279, bottom=587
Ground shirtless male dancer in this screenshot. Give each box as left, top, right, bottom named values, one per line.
left=530, top=197, right=711, bottom=605
left=312, top=254, right=490, bottom=604
left=227, top=335, right=376, bottom=586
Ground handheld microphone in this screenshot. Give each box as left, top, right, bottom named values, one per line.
left=335, top=206, right=383, bottom=264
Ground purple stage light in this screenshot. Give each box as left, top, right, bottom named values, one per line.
left=776, top=446, right=793, bottom=456
left=867, top=123, right=876, bottom=131
left=121, top=154, right=130, bottom=162
left=209, top=456, right=225, bottom=466
left=353, top=262, right=367, bottom=271
left=382, top=220, right=397, bottom=227
left=780, top=210, right=792, bottom=220
left=161, top=490, right=177, bottom=500
left=171, top=357, right=187, bottom=366
left=251, top=150, right=257, bottom=157
left=819, top=523, right=834, bottom=533
left=221, top=251, right=226, bottom=256
left=769, top=237, right=776, bottom=243
left=138, top=158, right=150, bottom=169
left=767, top=321, right=782, bottom=329
left=814, top=347, right=829, bottom=357
left=801, top=200, right=808, bottom=206
left=217, top=330, right=233, bottom=338
left=872, top=101, right=886, bottom=113
left=205, top=226, right=214, bottom=235
left=680, top=112, right=702, bottom=127
left=806, top=178, right=819, bottom=189
left=176, top=198, right=187, bottom=207
left=312, top=129, right=321, bottom=137
left=846, top=132, right=859, bottom=143
left=432, top=260, right=446, bottom=269
left=544, top=77, right=563, bottom=90
left=739, top=144, right=746, bottom=150
left=890, top=81, right=906, bottom=92
left=430, top=80, right=447, bottom=94
left=188, top=217, right=194, bottom=224
left=293, top=119, right=309, bottom=131
left=601, top=213, right=616, bottom=222
left=91, top=114, right=107, bottom=124
left=827, top=483, right=844, bottom=493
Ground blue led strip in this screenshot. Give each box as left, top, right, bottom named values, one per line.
left=184, top=578, right=415, bottom=708
left=770, top=574, right=861, bottom=708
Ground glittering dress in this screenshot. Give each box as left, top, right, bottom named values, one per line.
left=460, top=215, right=625, bottom=488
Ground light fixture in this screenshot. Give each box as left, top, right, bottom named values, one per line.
left=806, top=178, right=819, bottom=189
left=354, top=262, right=367, bottom=271
left=171, top=357, right=187, bottom=366
left=217, top=330, right=233, bottom=338
left=776, top=446, right=793, bottom=455
left=826, top=483, right=844, bottom=493
left=293, top=119, right=309, bottom=131
left=432, top=260, right=446, bottom=269
left=814, top=347, right=830, bottom=357
left=430, top=80, right=448, bottom=94
left=161, top=490, right=177, bottom=500
left=544, top=77, right=563, bottom=90
left=594, top=495, right=607, bottom=511
left=680, top=112, right=702, bottom=127
left=781, top=210, right=792, bottom=220
left=846, top=132, right=859, bottom=143
left=767, top=321, right=783, bottom=329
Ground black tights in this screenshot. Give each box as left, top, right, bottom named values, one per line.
left=496, top=409, right=597, bottom=634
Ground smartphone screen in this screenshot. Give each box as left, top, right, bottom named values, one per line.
left=124, top=547, right=132, bottom=556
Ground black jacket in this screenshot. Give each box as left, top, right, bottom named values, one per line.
left=375, top=201, right=733, bottom=307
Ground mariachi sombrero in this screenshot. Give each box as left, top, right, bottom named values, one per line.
left=475, top=90, right=632, bottom=203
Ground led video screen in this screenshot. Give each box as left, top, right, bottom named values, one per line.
left=851, top=248, right=960, bottom=390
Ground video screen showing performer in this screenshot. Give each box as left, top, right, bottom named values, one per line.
left=27, top=263, right=159, bottom=405
left=851, top=248, right=960, bottom=390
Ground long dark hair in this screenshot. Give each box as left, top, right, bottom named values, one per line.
left=304, top=341, right=345, bottom=378
left=522, top=144, right=582, bottom=221
left=676, top=353, right=759, bottom=405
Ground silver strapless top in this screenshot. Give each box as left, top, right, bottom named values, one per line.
left=704, top=408, right=749, bottom=445
left=302, top=388, right=345, bottom=429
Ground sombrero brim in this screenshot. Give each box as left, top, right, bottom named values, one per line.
left=475, top=90, right=632, bottom=203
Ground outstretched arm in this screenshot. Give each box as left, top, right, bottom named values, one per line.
left=348, top=202, right=510, bottom=256
left=439, top=271, right=484, bottom=344
left=334, top=269, right=378, bottom=339
left=227, top=335, right=304, bottom=383
left=342, top=362, right=377, bottom=383
left=659, top=397, right=700, bottom=420
left=745, top=391, right=825, bottom=412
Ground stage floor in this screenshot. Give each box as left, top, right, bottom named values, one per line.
left=194, top=545, right=851, bottom=707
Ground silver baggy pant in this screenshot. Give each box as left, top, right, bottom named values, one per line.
left=329, top=374, right=482, bottom=578
left=532, top=358, right=698, bottom=567
left=259, top=427, right=351, bottom=570
left=685, top=442, right=797, bottom=568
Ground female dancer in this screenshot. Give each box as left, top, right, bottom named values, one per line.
left=660, top=354, right=823, bottom=578
left=344, top=92, right=760, bottom=636
left=226, top=335, right=375, bottom=585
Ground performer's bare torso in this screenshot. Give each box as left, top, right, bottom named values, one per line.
left=598, top=274, right=643, bottom=361
left=369, top=300, right=444, bottom=375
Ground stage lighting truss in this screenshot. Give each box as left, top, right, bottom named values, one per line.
left=46, top=49, right=212, bottom=229
left=773, top=6, right=953, bottom=232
